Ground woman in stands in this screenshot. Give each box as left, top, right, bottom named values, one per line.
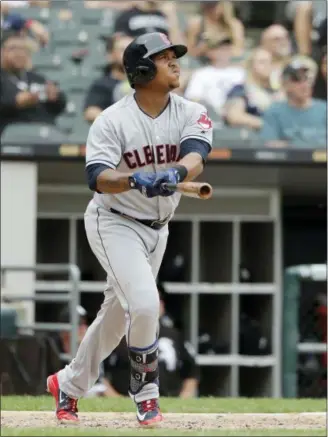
left=186, top=1, right=244, bottom=60
left=224, top=47, right=279, bottom=131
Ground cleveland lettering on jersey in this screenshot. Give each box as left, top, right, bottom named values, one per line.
left=123, top=144, right=179, bottom=169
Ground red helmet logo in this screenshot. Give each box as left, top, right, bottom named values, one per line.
left=159, top=33, right=171, bottom=45
left=197, top=112, right=212, bottom=130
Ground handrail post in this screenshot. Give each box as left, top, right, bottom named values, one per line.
left=69, top=264, right=80, bottom=358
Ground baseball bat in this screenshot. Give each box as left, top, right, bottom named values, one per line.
left=162, top=182, right=213, bottom=200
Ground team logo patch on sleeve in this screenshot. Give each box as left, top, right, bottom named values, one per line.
left=197, top=112, right=212, bottom=130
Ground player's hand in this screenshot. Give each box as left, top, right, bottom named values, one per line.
left=129, top=172, right=160, bottom=198
left=153, top=168, right=180, bottom=197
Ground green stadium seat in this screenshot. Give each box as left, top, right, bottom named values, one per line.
left=68, top=116, right=91, bottom=143
left=11, top=7, right=50, bottom=24
left=213, top=126, right=262, bottom=147
left=0, top=308, right=17, bottom=339
left=1, top=122, right=67, bottom=145
left=32, top=52, right=63, bottom=71
left=60, top=76, right=94, bottom=93
left=51, top=29, right=90, bottom=46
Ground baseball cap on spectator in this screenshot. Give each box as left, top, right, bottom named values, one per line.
left=282, top=59, right=311, bottom=81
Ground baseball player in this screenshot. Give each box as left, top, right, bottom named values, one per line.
left=47, top=32, right=213, bottom=427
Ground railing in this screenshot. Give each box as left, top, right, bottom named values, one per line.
left=1, top=264, right=81, bottom=360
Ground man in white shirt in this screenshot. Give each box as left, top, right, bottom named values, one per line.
left=184, top=38, right=245, bottom=116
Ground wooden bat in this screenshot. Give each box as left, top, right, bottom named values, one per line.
left=161, top=182, right=213, bottom=200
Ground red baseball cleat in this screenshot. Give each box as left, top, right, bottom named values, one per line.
left=136, top=398, right=163, bottom=427
left=47, top=373, right=79, bottom=423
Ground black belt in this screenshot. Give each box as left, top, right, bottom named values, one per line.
left=110, top=208, right=170, bottom=230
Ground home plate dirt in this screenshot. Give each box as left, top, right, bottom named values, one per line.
left=1, top=411, right=326, bottom=430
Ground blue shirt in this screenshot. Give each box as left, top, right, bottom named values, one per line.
left=260, top=99, right=327, bottom=148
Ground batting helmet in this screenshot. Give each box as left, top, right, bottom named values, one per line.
left=123, top=32, right=188, bottom=88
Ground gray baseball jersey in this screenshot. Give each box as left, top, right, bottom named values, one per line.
left=58, top=93, right=213, bottom=403
left=85, top=93, right=213, bottom=220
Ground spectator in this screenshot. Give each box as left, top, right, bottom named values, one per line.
left=294, top=0, right=327, bottom=58
left=84, top=1, right=132, bottom=9
left=0, top=32, right=66, bottom=135
left=103, top=285, right=200, bottom=398
left=224, top=48, right=278, bottom=131
left=1, top=1, right=49, bottom=7
left=313, top=49, right=327, bottom=101
left=260, top=24, right=292, bottom=91
left=184, top=37, right=244, bottom=116
left=84, top=34, right=133, bottom=123
left=186, top=1, right=244, bottom=59
left=260, top=59, right=327, bottom=149
left=1, top=3, right=49, bottom=49
left=113, top=1, right=184, bottom=45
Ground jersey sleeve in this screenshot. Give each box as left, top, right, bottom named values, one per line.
left=85, top=113, right=122, bottom=169
left=180, top=103, right=213, bottom=148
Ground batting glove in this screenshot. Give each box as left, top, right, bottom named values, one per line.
left=129, top=172, right=160, bottom=198
left=153, top=168, right=180, bottom=197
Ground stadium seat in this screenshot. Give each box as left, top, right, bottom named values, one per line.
left=213, top=126, right=262, bottom=147
left=0, top=308, right=17, bottom=339
left=11, top=7, right=50, bottom=24
left=31, top=52, right=63, bottom=71
left=1, top=123, right=67, bottom=145
left=68, top=116, right=91, bottom=143
left=51, top=28, right=90, bottom=46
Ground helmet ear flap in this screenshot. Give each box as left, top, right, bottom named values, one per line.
left=131, top=59, right=157, bottom=86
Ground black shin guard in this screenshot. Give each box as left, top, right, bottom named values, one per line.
left=128, top=343, right=159, bottom=395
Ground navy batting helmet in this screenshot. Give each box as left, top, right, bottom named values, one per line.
left=123, top=32, right=188, bottom=88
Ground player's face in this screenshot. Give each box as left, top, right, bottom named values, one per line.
left=151, top=49, right=181, bottom=91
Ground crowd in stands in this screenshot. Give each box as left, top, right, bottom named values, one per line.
left=0, top=0, right=327, bottom=148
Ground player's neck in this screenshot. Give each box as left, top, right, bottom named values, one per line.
left=134, top=90, right=170, bottom=119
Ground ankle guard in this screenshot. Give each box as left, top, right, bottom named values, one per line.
left=128, top=342, right=159, bottom=395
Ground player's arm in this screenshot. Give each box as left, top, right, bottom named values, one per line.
left=176, top=138, right=211, bottom=181
left=85, top=114, right=133, bottom=194
left=92, top=167, right=132, bottom=194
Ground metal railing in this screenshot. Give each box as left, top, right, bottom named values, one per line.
left=1, top=264, right=81, bottom=360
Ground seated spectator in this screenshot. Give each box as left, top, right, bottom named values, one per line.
left=0, top=32, right=66, bottom=136
left=313, top=49, right=327, bottom=101
left=186, top=1, right=244, bottom=59
left=84, top=1, right=132, bottom=9
left=224, top=48, right=278, bottom=130
left=260, top=59, right=327, bottom=149
left=294, top=0, right=327, bottom=58
left=184, top=37, right=245, bottom=116
left=103, top=284, right=199, bottom=398
left=84, top=33, right=133, bottom=123
left=1, top=2, right=49, bottom=49
left=113, top=1, right=184, bottom=45
left=1, top=1, right=49, bottom=7
left=260, top=24, right=293, bottom=91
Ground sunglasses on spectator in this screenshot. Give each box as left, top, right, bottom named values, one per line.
left=288, top=71, right=310, bottom=82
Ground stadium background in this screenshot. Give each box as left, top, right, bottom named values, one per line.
left=0, top=0, right=326, bottom=401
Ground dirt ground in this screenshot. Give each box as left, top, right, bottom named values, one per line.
left=1, top=411, right=326, bottom=430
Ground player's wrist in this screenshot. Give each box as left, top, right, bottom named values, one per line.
left=173, top=165, right=188, bottom=182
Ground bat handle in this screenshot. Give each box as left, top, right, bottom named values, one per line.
left=161, top=183, right=177, bottom=191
